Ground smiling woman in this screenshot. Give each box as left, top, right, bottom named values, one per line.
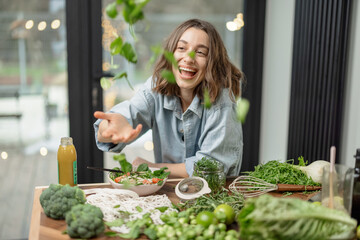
left=94, top=19, right=245, bottom=179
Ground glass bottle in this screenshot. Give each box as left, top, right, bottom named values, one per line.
left=193, top=159, right=226, bottom=192
left=351, top=148, right=360, bottom=221
left=57, top=137, right=77, bottom=186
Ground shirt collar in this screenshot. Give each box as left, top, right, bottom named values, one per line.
left=164, top=94, right=203, bottom=119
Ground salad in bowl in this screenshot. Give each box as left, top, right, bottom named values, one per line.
left=108, top=154, right=170, bottom=196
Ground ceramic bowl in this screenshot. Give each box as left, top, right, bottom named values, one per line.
left=107, top=168, right=167, bottom=196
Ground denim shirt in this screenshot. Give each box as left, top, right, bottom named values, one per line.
left=94, top=77, right=243, bottom=176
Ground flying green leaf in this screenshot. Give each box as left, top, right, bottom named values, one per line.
left=188, top=50, right=196, bottom=59
left=113, top=71, right=134, bottom=90
left=110, top=37, right=123, bottom=55
left=100, top=77, right=112, bottom=90
left=236, top=98, right=250, bottom=124
left=163, top=51, right=178, bottom=69
left=120, top=42, right=137, bottom=63
left=106, top=2, right=118, bottom=19
left=122, top=0, right=148, bottom=25
left=160, top=69, right=176, bottom=83
left=113, top=153, right=126, bottom=162
left=204, top=88, right=212, bottom=109
left=147, top=44, right=164, bottom=66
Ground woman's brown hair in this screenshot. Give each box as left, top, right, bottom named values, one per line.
left=152, top=19, right=245, bottom=102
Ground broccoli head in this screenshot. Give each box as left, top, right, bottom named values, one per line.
left=65, top=204, right=105, bottom=239
left=39, top=184, right=86, bottom=219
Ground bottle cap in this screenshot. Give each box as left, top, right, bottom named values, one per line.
left=60, top=137, right=73, bottom=145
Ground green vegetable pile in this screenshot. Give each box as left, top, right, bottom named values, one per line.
left=246, top=157, right=320, bottom=186
left=180, top=188, right=244, bottom=216
left=193, top=157, right=226, bottom=192
left=39, top=184, right=86, bottom=219
left=105, top=206, right=240, bottom=240
left=238, top=194, right=357, bottom=240
left=65, top=204, right=105, bottom=239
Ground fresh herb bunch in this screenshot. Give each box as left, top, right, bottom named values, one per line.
left=180, top=188, right=244, bottom=215
left=246, top=158, right=320, bottom=186
left=193, top=157, right=226, bottom=192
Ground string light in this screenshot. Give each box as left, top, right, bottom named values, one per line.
left=38, top=21, right=47, bottom=31
left=1, top=151, right=8, bottom=160
left=226, top=13, right=244, bottom=31
left=25, top=20, right=34, bottom=29
left=40, top=147, right=48, bottom=156
left=144, top=141, right=154, bottom=151
left=51, top=19, right=61, bottom=29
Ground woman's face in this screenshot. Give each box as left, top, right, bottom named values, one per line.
left=173, top=27, right=209, bottom=95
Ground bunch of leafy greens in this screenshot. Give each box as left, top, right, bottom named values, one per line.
left=110, top=153, right=170, bottom=186
left=180, top=188, right=244, bottom=215
left=238, top=194, right=357, bottom=240
left=193, top=157, right=226, bottom=192
left=246, top=157, right=320, bottom=186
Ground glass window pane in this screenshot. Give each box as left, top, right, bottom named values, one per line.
left=101, top=0, right=244, bottom=169
left=0, top=1, right=68, bottom=238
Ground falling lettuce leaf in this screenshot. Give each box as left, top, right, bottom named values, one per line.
left=236, top=98, right=250, bottom=124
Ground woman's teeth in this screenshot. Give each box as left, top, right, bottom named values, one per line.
left=179, top=67, right=196, bottom=73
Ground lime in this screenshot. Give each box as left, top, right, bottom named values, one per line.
left=196, top=211, right=216, bottom=228
left=214, top=204, right=235, bottom=225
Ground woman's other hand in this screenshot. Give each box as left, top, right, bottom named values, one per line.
left=94, top=111, right=142, bottom=144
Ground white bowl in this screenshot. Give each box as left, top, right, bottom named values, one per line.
left=107, top=168, right=167, bottom=196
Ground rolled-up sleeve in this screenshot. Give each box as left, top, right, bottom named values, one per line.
left=93, top=80, right=155, bottom=153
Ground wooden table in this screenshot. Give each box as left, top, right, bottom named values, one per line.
left=29, top=179, right=318, bottom=240
left=29, top=180, right=182, bottom=240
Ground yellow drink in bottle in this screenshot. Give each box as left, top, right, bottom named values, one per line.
left=57, top=137, right=77, bottom=186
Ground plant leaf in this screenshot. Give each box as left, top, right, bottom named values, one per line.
left=105, top=218, right=124, bottom=227
left=136, top=163, right=149, bottom=172
left=236, top=98, right=250, bottom=124
left=106, top=2, right=118, bottom=19
left=160, top=69, right=176, bottom=83
left=120, top=42, right=137, bottom=63
left=100, top=77, right=113, bottom=90
left=113, top=153, right=126, bottom=162
left=163, top=50, right=178, bottom=69
left=119, top=159, right=132, bottom=174
left=110, top=37, right=123, bottom=55
left=203, top=88, right=211, bottom=109
left=188, top=50, right=196, bottom=59
left=113, top=71, right=134, bottom=90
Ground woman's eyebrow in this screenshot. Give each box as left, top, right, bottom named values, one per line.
left=178, top=39, right=209, bottom=50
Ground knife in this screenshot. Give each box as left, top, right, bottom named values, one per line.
left=87, top=166, right=124, bottom=173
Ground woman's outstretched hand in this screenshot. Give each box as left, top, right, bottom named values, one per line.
left=94, top=111, right=142, bottom=144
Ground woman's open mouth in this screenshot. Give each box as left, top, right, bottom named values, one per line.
left=179, top=66, right=197, bottom=79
